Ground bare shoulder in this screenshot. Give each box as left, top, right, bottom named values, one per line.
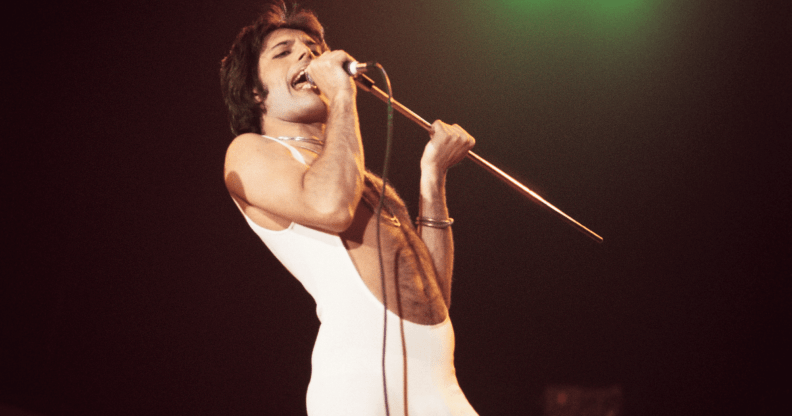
left=223, top=133, right=304, bottom=230
left=224, top=133, right=305, bottom=177
left=223, top=132, right=311, bottom=211
left=225, top=133, right=273, bottom=166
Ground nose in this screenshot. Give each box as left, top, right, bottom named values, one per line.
left=297, top=42, right=318, bottom=62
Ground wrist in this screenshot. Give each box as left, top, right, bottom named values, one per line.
left=415, top=216, right=454, bottom=229
left=420, top=168, right=446, bottom=205
left=420, top=165, right=445, bottom=186
left=327, top=82, right=356, bottom=104
left=421, top=160, right=447, bottom=179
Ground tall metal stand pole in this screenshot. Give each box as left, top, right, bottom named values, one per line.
left=355, top=75, right=603, bottom=243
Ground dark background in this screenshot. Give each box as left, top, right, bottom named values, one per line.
left=2, top=1, right=789, bottom=415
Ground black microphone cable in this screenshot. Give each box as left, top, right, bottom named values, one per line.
left=369, top=62, right=395, bottom=416
left=353, top=60, right=408, bottom=416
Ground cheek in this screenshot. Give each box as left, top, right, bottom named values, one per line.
left=265, top=84, right=291, bottom=105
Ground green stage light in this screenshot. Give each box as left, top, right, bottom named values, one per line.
left=456, top=0, right=655, bottom=41
left=501, top=0, right=645, bottom=15
left=491, top=0, right=649, bottom=26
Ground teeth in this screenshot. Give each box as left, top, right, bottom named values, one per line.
left=292, top=69, right=317, bottom=91
left=293, top=70, right=306, bottom=87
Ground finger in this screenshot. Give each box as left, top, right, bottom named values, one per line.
left=430, top=119, right=448, bottom=139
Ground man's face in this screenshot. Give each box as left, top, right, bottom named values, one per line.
left=257, top=28, right=327, bottom=125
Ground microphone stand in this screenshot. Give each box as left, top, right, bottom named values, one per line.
left=355, top=74, right=603, bottom=243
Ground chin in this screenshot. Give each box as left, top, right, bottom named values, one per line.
left=270, top=93, right=328, bottom=124
left=296, top=99, right=328, bottom=123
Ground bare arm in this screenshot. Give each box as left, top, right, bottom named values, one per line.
left=224, top=50, right=365, bottom=233
left=417, top=120, right=475, bottom=308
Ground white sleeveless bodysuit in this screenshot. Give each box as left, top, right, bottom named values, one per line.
left=237, top=137, right=478, bottom=416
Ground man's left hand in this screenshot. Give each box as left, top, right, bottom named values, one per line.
left=421, top=120, right=476, bottom=174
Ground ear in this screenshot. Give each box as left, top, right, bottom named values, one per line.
left=252, top=88, right=263, bottom=104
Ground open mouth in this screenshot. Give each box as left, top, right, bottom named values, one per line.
left=291, top=69, right=315, bottom=91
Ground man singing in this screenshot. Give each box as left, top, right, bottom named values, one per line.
left=220, top=2, right=478, bottom=415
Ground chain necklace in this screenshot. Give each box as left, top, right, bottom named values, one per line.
left=264, top=135, right=324, bottom=154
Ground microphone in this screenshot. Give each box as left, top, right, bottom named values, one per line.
left=305, top=61, right=375, bottom=86
left=344, top=61, right=374, bottom=76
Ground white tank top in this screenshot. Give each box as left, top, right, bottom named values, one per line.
left=234, top=136, right=477, bottom=416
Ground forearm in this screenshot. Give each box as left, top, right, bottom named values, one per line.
left=417, top=167, right=454, bottom=308
left=302, top=92, right=365, bottom=230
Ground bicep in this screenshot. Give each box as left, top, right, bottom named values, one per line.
left=224, top=136, right=330, bottom=229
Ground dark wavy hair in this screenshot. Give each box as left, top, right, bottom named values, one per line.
left=220, top=1, right=328, bottom=136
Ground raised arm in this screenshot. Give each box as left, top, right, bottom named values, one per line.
left=417, top=120, right=475, bottom=307
left=224, top=49, right=366, bottom=233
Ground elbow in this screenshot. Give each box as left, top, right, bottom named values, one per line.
left=324, top=210, right=355, bottom=233
left=304, top=182, right=363, bottom=233
left=311, top=201, right=356, bottom=233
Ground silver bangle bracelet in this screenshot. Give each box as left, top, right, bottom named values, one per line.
left=415, top=217, right=454, bottom=228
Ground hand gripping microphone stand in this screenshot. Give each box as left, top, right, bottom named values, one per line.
left=352, top=69, right=604, bottom=243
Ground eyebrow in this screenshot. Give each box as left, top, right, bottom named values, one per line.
left=267, top=37, right=320, bottom=53
left=268, top=39, right=293, bottom=52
